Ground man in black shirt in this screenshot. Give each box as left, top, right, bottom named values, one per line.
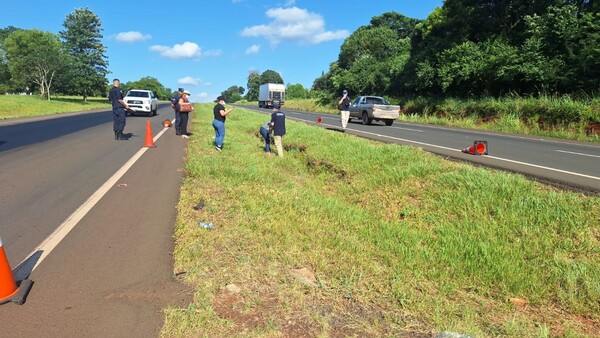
left=338, top=89, right=351, bottom=130
left=108, top=79, right=129, bottom=140
left=270, top=103, right=286, bottom=157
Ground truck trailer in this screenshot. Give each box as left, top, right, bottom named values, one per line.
left=258, top=83, right=286, bottom=108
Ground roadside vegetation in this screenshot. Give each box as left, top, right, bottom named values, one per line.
left=162, top=104, right=600, bottom=337
left=0, top=95, right=109, bottom=119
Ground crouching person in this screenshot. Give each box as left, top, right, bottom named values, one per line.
left=259, top=120, right=272, bottom=154
left=270, top=103, right=286, bottom=157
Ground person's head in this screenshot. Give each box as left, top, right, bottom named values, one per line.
left=217, top=96, right=225, bottom=103
left=178, top=88, right=184, bottom=94
left=183, top=90, right=190, bottom=97
left=113, top=78, right=120, bottom=87
left=273, top=103, right=281, bottom=111
left=342, top=89, right=348, bottom=96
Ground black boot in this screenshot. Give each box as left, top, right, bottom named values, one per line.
left=117, top=131, right=127, bottom=140
left=175, top=128, right=181, bottom=135
left=114, top=131, right=118, bottom=140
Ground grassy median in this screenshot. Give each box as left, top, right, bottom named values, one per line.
left=162, top=104, right=600, bottom=337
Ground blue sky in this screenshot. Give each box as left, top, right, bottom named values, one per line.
left=1, top=0, right=443, bottom=102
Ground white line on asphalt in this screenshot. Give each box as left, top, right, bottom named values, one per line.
left=391, top=126, right=424, bottom=132
left=288, top=117, right=600, bottom=182
left=13, top=120, right=173, bottom=279
left=556, top=150, right=600, bottom=159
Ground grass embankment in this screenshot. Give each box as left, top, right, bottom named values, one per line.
left=162, top=104, right=600, bottom=337
left=285, top=97, right=600, bottom=143
left=0, top=95, right=110, bottom=119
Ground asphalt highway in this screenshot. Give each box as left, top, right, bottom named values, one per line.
left=0, top=104, right=192, bottom=336
left=243, top=105, right=600, bottom=194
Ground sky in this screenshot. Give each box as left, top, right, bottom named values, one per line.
left=1, top=0, right=443, bottom=102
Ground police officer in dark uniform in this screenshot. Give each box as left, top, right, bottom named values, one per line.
left=171, top=88, right=184, bottom=135
left=108, top=78, right=129, bottom=140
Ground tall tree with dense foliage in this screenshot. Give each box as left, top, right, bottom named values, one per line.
left=4, top=29, right=66, bottom=99
left=245, top=71, right=261, bottom=101
left=121, top=76, right=171, bottom=100
left=0, top=26, right=21, bottom=93
left=220, top=85, right=245, bottom=103
left=259, top=70, right=284, bottom=85
left=60, top=7, right=108, bottom=101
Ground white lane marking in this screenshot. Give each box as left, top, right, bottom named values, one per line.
left=391, top=126, right=424, bottom=132
left=14, top=120, right=173, bottom=278
left=556, top=150, right=600, bottom=159
left=287, top=116, right=600, bottom=182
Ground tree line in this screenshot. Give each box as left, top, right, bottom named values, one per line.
left=314, top=0, right=598, bottom=102
left=0, top=8, right=173, bottom=101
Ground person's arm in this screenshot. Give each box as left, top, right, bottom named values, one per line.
left=220, top=106, right=234, bottom=116
left=118, top=98, right=129, bottom=110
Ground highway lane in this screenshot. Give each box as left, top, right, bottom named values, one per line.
left=0, top=103, right=191, bottom=336
left=242, top=105, right=600, bottom=193
left=0, top=104, right=172, bottom=266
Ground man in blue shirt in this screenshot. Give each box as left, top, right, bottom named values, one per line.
left=108, top=79, right=129, bottom=140
left=270, top=103, right=286, bottom=157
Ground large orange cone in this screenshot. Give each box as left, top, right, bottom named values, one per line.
left=462, top=140, right=488, bottom=155
left=0, top=235, right=33, bottom=305
left=144, top=120, right=157, bottom=148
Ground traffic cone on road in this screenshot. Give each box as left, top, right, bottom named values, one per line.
left=317, top=117, right=323, bottom=123
left=462, top=140, right=488, bottom=155
left=162, top=119, right=172, bottom=128
left=144, top=120, right=157, bottom=148
left=0, top=234, right=33, bottom=305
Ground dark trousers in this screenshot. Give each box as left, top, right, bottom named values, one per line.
left=113, top=107, right=126, bottom=132
left=180, top=112, right=189, bottom=135
left=174, top=109, right=181, bottom=129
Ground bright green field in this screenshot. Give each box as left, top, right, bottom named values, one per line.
left=162, top=104, right=600, bottom=337
left=0, top=95, right=110, bottom=119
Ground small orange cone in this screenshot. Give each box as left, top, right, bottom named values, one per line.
left=163, top=119, right=172, bottom=128
left=462, top=140, right=487, bottom=155
left=317, top=117, right=323, bottom=123
left=0, top=235, right=33, bottom=305
left=144, top=120, right=156, bottom=148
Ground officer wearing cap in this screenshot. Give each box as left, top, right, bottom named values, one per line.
left=108, top=78, right=129, bottom=140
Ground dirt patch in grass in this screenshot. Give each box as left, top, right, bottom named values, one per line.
left=284, top=143, right=307, bottom=153
left=306, top=158, right=347, bottom=178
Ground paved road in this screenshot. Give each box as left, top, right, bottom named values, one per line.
left=0, top=104, right=192, bottom=337
left=242, top=105, right=600, bottom=194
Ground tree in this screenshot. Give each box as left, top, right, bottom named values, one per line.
left=0, top=26, right=21, bottom=93
left=220, top=85, right=245, bottom=103
left=4, top=29, right=66, bottom=99
left=286, top=83, right=309, bottom=99
left=370, top=11, right=421, bottom=39
left=60, top=8, right=108, bottom=101
left=122, top=76, right=171, bottom=100
left=245, top=71, right=261, bottom=101
left=259, top=70, right=284, bottom=85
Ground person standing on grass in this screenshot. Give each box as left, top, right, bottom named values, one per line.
left=178, top=90, right=194, bottom=139
left=108, top=78, right=129, bottom=140
left=171, top=88, right=184, bottom=135
left=270, top=103, right=286, bottom=157
left=212, top=96, right=234, bottom=152
left=259, top=120, right=272, bottom=154
left=338, top=89, right=351, bottom=130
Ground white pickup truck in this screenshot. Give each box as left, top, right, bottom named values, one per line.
left=348, top=96, right=400, bottom=126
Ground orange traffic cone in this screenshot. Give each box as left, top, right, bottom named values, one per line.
left=144, top=120, right=156, bottom=148
left=163, top=119, right=172, bottom=128
left=462, top=140, right=487, bottom=155
left=0, top=235, right=33, bottom=305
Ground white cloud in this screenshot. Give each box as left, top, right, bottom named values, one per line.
left=241, top=7, right=349, bottom=45
left=245, top=44, right=260, bottom=55
left=178, top=76, right=211, bottom=86
left=115, top=31, right=152, bottom=43
left=284, top=0, right=296, bottom=7
left=150, top=42, right=202, bottom=59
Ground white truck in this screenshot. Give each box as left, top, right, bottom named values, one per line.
left=258, top=83, right=285, bottom=108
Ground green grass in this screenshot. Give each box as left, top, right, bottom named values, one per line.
left=0, top=95, right=110, bottom=119
left=161, top=104, right=600, bottom=337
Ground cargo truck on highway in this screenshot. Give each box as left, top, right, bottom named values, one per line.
left=258, top=83, right=285, bottom=108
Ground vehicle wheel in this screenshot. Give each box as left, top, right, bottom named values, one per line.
left=362, top=112, right=372, bottom=125
left=384, top=119, right=394, bottom=126
left=148, top=110, right=153, bottom=117
left=152, top=107, right=157, bottom=116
